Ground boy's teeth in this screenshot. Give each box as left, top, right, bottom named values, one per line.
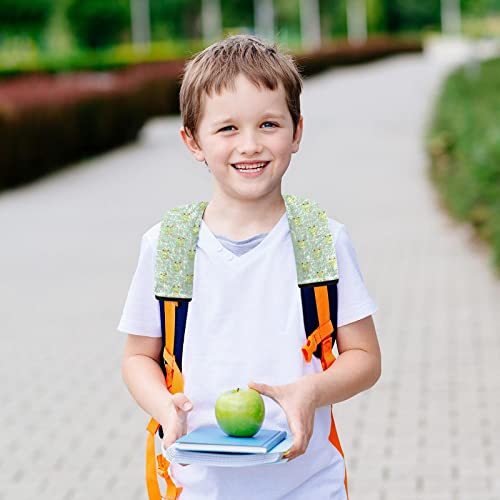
left=234, top=162, right=268, bottom=170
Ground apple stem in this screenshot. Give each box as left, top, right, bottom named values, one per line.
left=236, top=388, right=240, bottom=392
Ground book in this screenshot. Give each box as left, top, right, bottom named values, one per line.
left=164, top=433, right=293, bottom=468
left=173, top=425, right=287, bottom=454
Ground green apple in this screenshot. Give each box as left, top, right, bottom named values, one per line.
left=215, top=388, right=265, bottom=437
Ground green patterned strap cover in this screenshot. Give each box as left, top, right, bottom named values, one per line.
left=283, top=195, right=338, bottom=287
left=154, top=201, right=208, bottom=300
left=154, top=195, right=338, bottom=299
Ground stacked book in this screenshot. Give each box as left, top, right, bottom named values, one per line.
left=164, top=425, right=292, bottom=467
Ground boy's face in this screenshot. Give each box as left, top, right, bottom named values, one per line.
left=181, top=74, right=303, bottom=203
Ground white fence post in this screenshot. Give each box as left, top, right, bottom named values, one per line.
left=130, top=0, right=151, bottom=49
left=254, top=0, right=275, bottom=42
left=441, top=0, right=462, bottom=35
left=346, top=0, right=367, bottom=44
left=202, top=0, right=223, bottom=42
left=299, top=0, right=321, bottom=50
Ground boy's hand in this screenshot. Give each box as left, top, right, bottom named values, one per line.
left=161, top=393, right=193, bottom=450
left=248, top=378, right=316, bottom=461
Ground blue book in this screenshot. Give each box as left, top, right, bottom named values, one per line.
left=174, top=425, right=287, bottom=454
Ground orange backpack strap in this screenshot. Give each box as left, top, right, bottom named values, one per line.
left=301, top=285, right=349, bottom=498
left=145, top=300, right=184, bottom=500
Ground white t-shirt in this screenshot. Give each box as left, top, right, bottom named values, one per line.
left=118, top=211, right=377, bottom=500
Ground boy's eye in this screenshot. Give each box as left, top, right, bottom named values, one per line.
left=261, top=122, right=278, bottom=128
left=218, top=125, right=235, bottom=132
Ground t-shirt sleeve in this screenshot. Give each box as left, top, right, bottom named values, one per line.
left=334, top=224, right=377, bottom=327
left=117, top=232, right=162, bottom=337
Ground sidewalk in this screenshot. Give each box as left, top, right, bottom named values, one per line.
left=1, top=40, right=499, bottom=500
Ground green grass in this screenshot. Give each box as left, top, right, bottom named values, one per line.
left=428, top=56, right=500, bottom=274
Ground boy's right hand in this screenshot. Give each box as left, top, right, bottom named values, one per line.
left=161, top=393, right=193, bottom=450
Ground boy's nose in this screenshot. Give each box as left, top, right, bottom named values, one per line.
left=237, top=130, right=263, bottom=156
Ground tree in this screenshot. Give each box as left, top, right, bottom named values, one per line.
left=221, top=0, right=253, bottom=31
left=383, top=0, right=441, bottom=32
left=67, top=0, right=130, bottom=49
left=0, top=0, right=53, bottom=39
left=150, top=0, right=201, bottom=40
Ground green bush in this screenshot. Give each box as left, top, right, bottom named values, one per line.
left=383, top=0, right=441, bottom=32
left=428, top=57, right=500, bottom=273
left=66, top=0, right=130, bottom=49
left=0, top=0, right=53, bottom=38
left=0, top=41, right=200, bottom=78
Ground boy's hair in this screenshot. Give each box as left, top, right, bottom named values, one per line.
left=180, top=34, right=303, bottom=142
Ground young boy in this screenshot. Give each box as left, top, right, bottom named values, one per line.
left=119, top=34, right=381, bottom=499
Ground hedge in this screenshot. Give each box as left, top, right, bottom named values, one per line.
left=428, top=56, right=500, bottom=273
left=0, top=36, right=421, bottom=190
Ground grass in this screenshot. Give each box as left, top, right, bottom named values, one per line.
left=427, top=55, right=500, bottom=274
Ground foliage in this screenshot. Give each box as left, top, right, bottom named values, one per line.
left=428, top=57, right=500, bottom=272
left=0, top=41, right=201, bottom=78
left=0, top=0, right=53, bottom=38
left=383, top=0, right=441, bottom=32
left=221, top=0, right=253, bottom=29
left=150, top=0, right=201, bottom=40
left=66, top=0, right=130, bottom=49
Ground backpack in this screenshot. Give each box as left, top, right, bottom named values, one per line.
left=144, top=194, right=347, bottom=499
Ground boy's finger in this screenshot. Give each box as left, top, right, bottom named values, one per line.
left=171, top=393, right=193, bottom=412
left=162, top=430, right=178, bottom=449
left=282, top=442, right=303, bottom=461
left=248, top=381, right=277, bottom=400
left=282, top=430, right=307, bottom=461
left=282, top=442, right=298, bottom=461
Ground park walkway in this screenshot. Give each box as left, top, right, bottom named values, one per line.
left=1, top=39, right=499, bottom=500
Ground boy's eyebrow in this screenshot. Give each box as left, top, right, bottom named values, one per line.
left=211, top=113, right=288, bottom=127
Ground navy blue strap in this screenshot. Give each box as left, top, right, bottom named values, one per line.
left=300, top=284, right=338, bottom=359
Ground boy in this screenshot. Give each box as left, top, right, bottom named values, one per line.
left=119, top=35, right=381, bottom=499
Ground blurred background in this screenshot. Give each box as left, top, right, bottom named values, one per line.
left=1, top=1, right=500, bottom=259
left=1, top=1, right=500, bottom=500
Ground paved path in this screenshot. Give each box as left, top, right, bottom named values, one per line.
left=1, top=40, right=499, bottom=500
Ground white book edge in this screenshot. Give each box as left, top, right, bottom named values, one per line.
left=162, top=436, right=293, bottom=468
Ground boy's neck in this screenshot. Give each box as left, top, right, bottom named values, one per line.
left=202, top=192, right=286, bottom=241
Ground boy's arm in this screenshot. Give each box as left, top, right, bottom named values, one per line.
left=305, top=314, right=381, bottom=407
left=121, top=334, right=193, bottom=446
left=250, top=315, right=381, bottom=460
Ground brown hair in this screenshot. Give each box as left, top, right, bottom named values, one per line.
left=179, top=34, right=303, bottom=142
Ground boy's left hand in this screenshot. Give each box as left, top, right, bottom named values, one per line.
left=248, top=378, right=316, bottom=461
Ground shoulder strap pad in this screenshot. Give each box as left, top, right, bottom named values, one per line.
left=154, top=196, right=338, bottom=299
left=154, top=201, right=208, bottom=300
left=284, top=194, right=338, bottom=287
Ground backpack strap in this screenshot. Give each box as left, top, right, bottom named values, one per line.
left=283, top=194, right=338, bottom=288
left=146, top=202, right=208, bottom=500
left=284, top=195, right=348, bottom=495
left=154, top=201, right=208, bottom=300
left=145, top=300, right=186, bottom=500
left=284, top=195, right=339, bottom=362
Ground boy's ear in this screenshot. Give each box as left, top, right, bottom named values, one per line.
left=180, top=127, right=205, bottom=162
left=291, top=116, right=304, bottom=154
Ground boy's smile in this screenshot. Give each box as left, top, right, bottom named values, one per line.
left=181, top=74, right=303, bottom=203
